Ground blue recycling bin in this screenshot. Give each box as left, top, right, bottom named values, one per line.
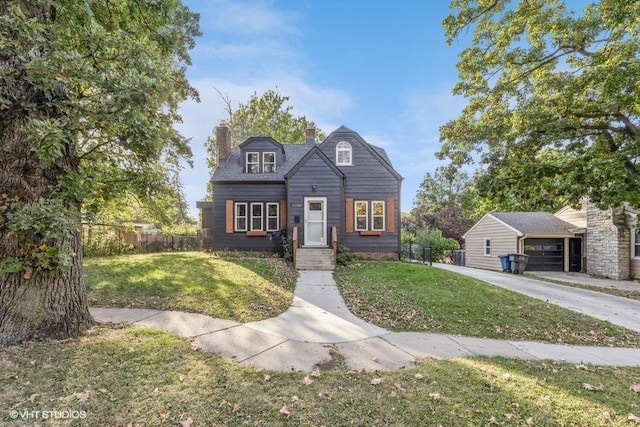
left=498, top=254, right=511, bottom=272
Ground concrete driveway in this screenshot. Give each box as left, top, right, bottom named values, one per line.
left=433, top=263, right=640, bottom=333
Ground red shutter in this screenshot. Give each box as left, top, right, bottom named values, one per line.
left=225, top=200, right=233, bottom=234
left=345, top=198, right=354, bottom=233
left=279, top=200, right=287, bottom=230
left=386, top=198, right=395, bottom=233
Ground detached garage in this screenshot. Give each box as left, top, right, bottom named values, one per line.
left=463, top=212, right=584, bottom=273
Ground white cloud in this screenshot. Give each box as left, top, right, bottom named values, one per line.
left=193, top=0, right=300, bottom=37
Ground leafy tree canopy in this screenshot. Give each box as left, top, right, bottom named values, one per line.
left=439, top=0, right=640, bottom=210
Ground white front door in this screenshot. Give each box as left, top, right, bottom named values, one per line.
left=304, top=197, right=327, bottom=246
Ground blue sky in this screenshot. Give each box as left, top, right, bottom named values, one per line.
left=176, top=0, right=469, bottom=217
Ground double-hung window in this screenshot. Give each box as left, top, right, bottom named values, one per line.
left=235, top=203, right=247, bottom=231
left=263, top=152, right=276, bottom=173
left=355, top=201, right=368, bottom=231
left=484, top=239, right=491, bottom=256
left=246, top=152, right=259, bottom=173
left=266, top=203, right=279, bottom=231
left=372, top=201, right=385, bottom=231
left=250, top=203, right=263, bottom=231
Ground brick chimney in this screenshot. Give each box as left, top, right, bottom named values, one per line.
left=216, top=121, right=231, bottom=161
left=305, top=125, right=316, bottom=144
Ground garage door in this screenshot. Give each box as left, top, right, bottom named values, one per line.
left=524, top=238, right=563, bottom=271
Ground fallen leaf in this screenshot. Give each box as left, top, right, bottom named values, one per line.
left=279, top=405, right=290, bottom=417
left=583, top=383, right=596, bottom=391
left=179, top=418, right=193, bottom=427
left=428, top=392, right=441, bottom=400
left=414, top=373, right=424, bottom=379
left=370, top=378, right=383, bottom=385
left=291, top=395, right=299, bottom=403
left=631, top=384, right=640, bottom=393
left=75, top=390, right=90, bottom=402
left=394, top=382, right=405, bottom=391
left=526, top=416, right=534, bottom=425
left=488, top=416, right=498, bottom=425
left=302, top=376, right=313, bottom=385
left=28, top=393, right=38, bottom=402
left=232, top=403, right=241, bottom=413
left=371, top=357, right=379, bottom=363
left=179, top=375, right=186, bottom=382
left=310, top=368, right=321, bottom=377
left=264, top=374, right=271, bottom=382
left=504, top=413, right=516, bottom=420
left=629, top=413, right=640, bottom=423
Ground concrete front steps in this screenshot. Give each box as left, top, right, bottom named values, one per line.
left=296, top=248, right=335, bottom=271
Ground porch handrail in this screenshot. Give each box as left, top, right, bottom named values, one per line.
left=331, top=226, right=337, bottom=267
left=292, top=226, right=298, bottom=267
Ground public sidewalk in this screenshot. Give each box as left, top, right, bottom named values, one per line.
left=90, top=270, right=640, bottom=372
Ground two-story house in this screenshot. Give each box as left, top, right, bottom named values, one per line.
left=197, top=124, right=402, bottom=269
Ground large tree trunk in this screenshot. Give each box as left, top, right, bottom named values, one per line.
left=0, top=232, right=94, bottom=345
left=0, top=0, right=94, bottom=345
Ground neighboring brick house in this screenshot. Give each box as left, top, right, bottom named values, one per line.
left=463, top=199, right=639, bottom=280
left=556, top=200, right=638, bottom=280
left=197, top=124, right=402, bottom=268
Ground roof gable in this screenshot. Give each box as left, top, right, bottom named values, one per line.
left=238, top=136, right=284, bottom=153
left=463, top=212, right=581, bottom=239
left=285, top=145, right=344, bottom=179
left=318, top=126, right=402, bottom=181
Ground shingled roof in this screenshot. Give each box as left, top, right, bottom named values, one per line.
left=489, top=212, right=580, bottom=234
left=211, top=125, right=394, bottom=183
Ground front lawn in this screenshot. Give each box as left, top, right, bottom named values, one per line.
left=2, top=326, right=639, bottom=426
left=334, top=262, right=640, bottom=347
left=84, top=252, right=297, bottom=323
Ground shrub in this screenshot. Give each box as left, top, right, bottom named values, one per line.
left=414, top=227, right=460, bottom=262
left=337, top=245, right=354, bottom=265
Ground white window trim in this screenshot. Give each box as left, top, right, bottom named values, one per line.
left=484, top=238, right=491, bottom=256
left=371, top=200, right=385, bottom=231
left=263, top=152, right=276, bottom=173
left=250, top=202, right=263, bottom=231
left=355, top=200, right=368, bottom=231
left=631, top=228, right=640, bottom=259
left=336, top=141, right=352, bottom=166
left=266, top=202, right=279, bottom=231
left=246, top=152, right=259, bottom=173
left=234, top=202, right=247, bottom=232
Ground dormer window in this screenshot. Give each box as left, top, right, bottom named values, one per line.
left=336, top=141, right=352, bottom=166
left=263, top=152, right=276, bottom=172
left=246, top=151, right=276, bottom=173
left=246, top=152, right=259, bottom=173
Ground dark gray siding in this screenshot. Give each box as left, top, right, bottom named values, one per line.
left=212, top=182, right=286, bottom=251
left=286, top=152, right=343, bottom=246
left=320, top=133, right=401, bottom=254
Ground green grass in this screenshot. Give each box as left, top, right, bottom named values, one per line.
left=84, top=252, right=297, bottom=322
left=334, top=262, right=640, bottom=347
left=1, top=326, right=639, bottom=426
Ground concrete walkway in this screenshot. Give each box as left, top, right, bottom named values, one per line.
left=91, top=268, right=640, bottom=372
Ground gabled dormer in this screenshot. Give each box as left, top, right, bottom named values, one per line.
left=238, top=136, right=285, bottom=174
